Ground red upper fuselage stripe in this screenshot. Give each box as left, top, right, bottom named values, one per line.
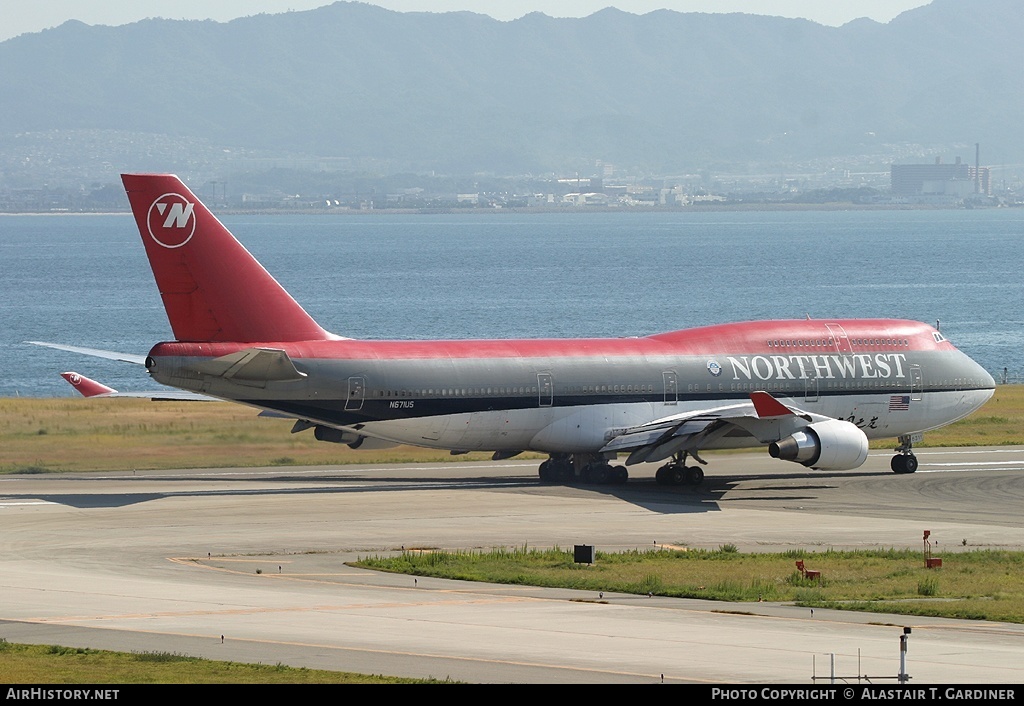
left=149, top=319, right=951, bottom=360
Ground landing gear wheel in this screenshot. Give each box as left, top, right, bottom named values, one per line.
left=583, top=463, right=611, bottom=484
left=655, top=451, right=707, bottom=487
left=892, top=434, right=920, bottom=475
left=891, top=454, right=919, bottom=474
left=610, top=466, right=629, bottom=484
left=539, top=459, right=554, bottom=482
left=539, top=457, right=574, bottom=483
left=655, top=463, right=705, bottom=487
left=556, top=462, right=574, bottom=482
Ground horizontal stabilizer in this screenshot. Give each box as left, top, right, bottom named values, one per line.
left=29, top=341, right=146, bottom=365
left=61, top=372, right=117, bottom=397
left=59, top=371, right=213, bottom=401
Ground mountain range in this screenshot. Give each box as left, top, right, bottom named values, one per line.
left=0, top=0, right=1020, bottom=179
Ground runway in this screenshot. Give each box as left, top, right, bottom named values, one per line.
left=2, top=446, right=1024, bottom=683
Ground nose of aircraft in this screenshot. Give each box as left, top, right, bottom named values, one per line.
left=968, top=353, right=996, bottom=391
left=958, top=351, right=996, bottom=416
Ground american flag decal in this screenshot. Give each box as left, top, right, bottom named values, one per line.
left=889, top=395, right=910, bottom=411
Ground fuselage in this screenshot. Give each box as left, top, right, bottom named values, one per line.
left=106, top=173, right=998, bottom=482
left=146, top=318, right=995, bottom=454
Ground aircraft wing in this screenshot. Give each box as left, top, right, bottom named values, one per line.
left=28, top=341, right=147, bottom=365
left=601, top=392, right=821, bottom=466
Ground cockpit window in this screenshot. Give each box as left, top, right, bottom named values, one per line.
left=933, top=332, right=946, bottom=343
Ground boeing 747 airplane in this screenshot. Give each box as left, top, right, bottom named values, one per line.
left=36, top=174, right=997, bottom=486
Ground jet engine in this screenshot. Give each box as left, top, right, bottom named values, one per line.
left=767, top=419, right=869, bottom=471
left=313, top=425, right=398, bottom=450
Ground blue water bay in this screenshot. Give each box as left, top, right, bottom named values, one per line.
left=1, top=208, right=1021, bottom=397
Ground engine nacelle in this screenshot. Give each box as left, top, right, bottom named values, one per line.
left=313, top=425, right=399, bottom=450
left=768, top=419, right=869, bottom=471
left=346, top=435, right=400, bottom=450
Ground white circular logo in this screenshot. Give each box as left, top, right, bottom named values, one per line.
left=147, top=193, right=196, bottom=249
left=69, top=373, right=82, bottom=386
left=707, top=360, right=722, bottom=377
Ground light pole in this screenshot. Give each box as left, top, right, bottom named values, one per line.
left=899, top=627, right=911, bottom=684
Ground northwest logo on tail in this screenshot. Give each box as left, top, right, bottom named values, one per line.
left=147, top=193, right=196, bottom=248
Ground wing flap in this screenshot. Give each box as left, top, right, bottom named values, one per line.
left=601, top=401, right=755, bottom=451
left=602, top=393, right=822, bottom=465
left=600, top=417, right=727, bottom=454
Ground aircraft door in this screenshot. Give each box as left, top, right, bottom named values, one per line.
left=663, top=371, right=678, bottom=405
left=825, top=323, right=853, bottom=353
left=538, top=372, right=553, bottom=407
left=910, top=365, right=923, bottom=401
left=804, top=370, right=819, bottom=403
left=345, top=376, right=365, bottom=411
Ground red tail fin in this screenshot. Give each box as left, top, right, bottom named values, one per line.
left=121, top=174, right=333, bottom=343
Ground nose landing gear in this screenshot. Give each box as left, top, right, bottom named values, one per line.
left=891, top=434, right=920, bottom=474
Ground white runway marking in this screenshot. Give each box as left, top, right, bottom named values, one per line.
left=863, top=448, right=1024, bottom=473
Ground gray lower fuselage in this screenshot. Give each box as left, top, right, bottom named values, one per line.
left=148, top=342, right=995, bottom=454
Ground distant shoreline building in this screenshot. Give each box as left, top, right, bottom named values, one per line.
left=891, top=155, right=991, bottom=199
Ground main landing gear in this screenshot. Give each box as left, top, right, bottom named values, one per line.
left=654, top=451, right=705, bottom=487
left=891, top=434, right=920, bottom=474
left=538, top=455, right=574, bottom=483
left=538, top=453, right=628, bottom=485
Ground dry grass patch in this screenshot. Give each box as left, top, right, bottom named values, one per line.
left=1, top=385, right=1019, bottom=473
left=0, top=398, right=513, bottom=472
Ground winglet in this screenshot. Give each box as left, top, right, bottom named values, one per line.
left=61, top=372, right=117, bottom=397
left=750, top=391, right=795, bottom=418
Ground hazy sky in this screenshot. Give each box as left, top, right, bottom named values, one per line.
left=3, top=1, right=932, bottom=43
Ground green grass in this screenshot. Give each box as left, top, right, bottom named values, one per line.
left=354, top=546, right=1024, bottom=623
left=0, top=640, right=453, bottom=684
